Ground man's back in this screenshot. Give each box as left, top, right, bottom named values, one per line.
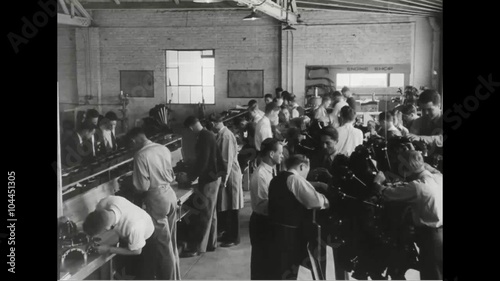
left=335, top=124, right=363, bottom=156
left=254, top=116, right=272, bottom=150
left=97, top=195, right=155, bottom=248
left=192, top=128, right=225, bottom=184
left=133, top=141, right=174, bottom=191
left=410, top=114, right=443, bottom=136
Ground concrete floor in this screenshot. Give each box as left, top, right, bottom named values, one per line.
left=179, top=191, right=420, bottom=280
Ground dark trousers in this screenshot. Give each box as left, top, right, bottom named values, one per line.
left=249, top=212, right=272, bottom=280
left=415, top=226, right=443, bottom=280
left=138, top=230, right=173, bottom=280
left=218, top=209, right=240, bottom=243
left=269, top=224, right=309, bottom=280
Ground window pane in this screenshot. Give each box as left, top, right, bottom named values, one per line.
left=202, top=50, right=214, bottom=56
left=179, top=51, right=202, bottom=85
left=336, top=74, right=350, bottom=89
left=203, top=87, right=215, bottom=104
left=166, top=69, right=178, bottom=86
left=166, top=51, right=178, bottom=68
left=191, top=87, right=203, bottom=104
left=349, top=73, right=387, bottom=87
left=179, top=86, right=191, bottom=104
left=167, top=86, right=179, bottom=104
left=202, top=58, right=214, bottom=68
left=203, top=68, right=214, bottom=86
left=390, top=73, right=405, bottom=87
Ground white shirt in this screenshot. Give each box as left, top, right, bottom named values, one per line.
left=335, top=123, right=364, bottom=157
left=330, top=100, right=349, bottom=128
left=250, top=161, right=276, bottom=215
left=254, top=116, right=273, bottom=151
left=287, top=169, right=329, bottom=209
left=133, top=140, right=175, bottom=192
left=381, top=170, right=443, bottom=228
left=97, top=196, right=155, bottom=251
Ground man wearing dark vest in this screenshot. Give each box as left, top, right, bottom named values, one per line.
left=268, top=154, right=330, bottom=280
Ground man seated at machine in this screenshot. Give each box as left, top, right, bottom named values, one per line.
left=372, top=149, right=442, bottom=280
left=61, top=121, right=98, bottom=167
left=82, top=195, right=155, bottom=279
left=96, top=112, right=119, bottom=154
left=268, top=154, right=330, bottom=280
left=407, top=89, right=443, bottom=157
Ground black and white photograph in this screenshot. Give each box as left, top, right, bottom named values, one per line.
left=55, top=0, right=444, bottom=280
left=8, top=0, right=499, bottom=281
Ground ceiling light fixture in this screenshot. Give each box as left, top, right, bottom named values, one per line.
left=282, top=24, right=296, bottom=31
left=243, top=9, right=261, bottom=21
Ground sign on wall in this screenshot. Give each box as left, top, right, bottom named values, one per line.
left=227, top=70, right=264, bottom=98
left=120, top=70, right=155, bottom=98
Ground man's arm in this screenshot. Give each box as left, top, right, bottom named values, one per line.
left=373, top=182, right=418, bottom=202
left=221, top=135, right=235, bottom=186
left=287, top=175, right=329, bottom=209
left=255, top=174, right=270, bottom=212
left=133, top=155, right=150, bottom=193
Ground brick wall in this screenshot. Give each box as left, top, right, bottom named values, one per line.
left=57, top=9, right=440, bottom=129
left=74, top=10, right=281, bottom=131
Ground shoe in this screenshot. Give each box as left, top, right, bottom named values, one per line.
left=206, top=246, right=216, bottom=252
left=179, top=251, right=199, bottom=258
left=220, top=241, right=239, bottom=248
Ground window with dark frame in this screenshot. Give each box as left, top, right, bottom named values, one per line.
left=166, top=50, right=215, bottom=104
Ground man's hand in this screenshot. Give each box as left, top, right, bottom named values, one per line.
left=407, top=133, right=421, bottom=142
left=373, top=171, right=386, bottom=185
left=311, top=181, right=329, bottom=192
left=280, top=139, right=288, bottom=146
left=96, top=245, right=111, bottom=255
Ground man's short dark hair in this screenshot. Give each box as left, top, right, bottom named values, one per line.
left=86, top=109, right=100, bottom=119
left=248, top=99, right=258, bottom=107
left=275, top=87, right=283, bottom=95
left=401, top=104, right=417, bottom=115
left=340, top=105, right=356, bottom=122
left=332, top=91, right=343, bottom=99
left=77, top=121, right=97, bottom=132
left=265, top=102, right=280, bottom=114
left=322, top=95, right=332, bottom=103
left=105, top=111, right=118, bottom=121
left=418, top=89, right=441, bottom=106
left=260, top=138, right=281, bottom=156
left=184, top=116, right=199, bottom=128
left=285, top=154, right=310, bottom=170
left=264, top=94, right=273, bottom=100
left=379, top=111, right=395, bottom=123
left=126, top=127, right=146, bottom=139
left=208, top=113, right=224, bottom=123
left=320, top=127, right=339, bottom=142
left=83, top=209, right=108, bottom=237
left=341, top=86, right=350, bottom=94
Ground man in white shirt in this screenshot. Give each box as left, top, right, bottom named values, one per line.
left=254, top=102, right=280, bottom=151
left=335, top=106, right=364, bottom=157
left=373, top=150, right=442, bottom=280
left=268, top=154, right=330, bottom=280
left=330, top=91, right=349, bottom=128
left=83, top=195, right=155, bottom=279
left=248, top=100, right=265, bottom=123
left=128, top=127, right=180, bottom=279
left=249, top=138, right=284, bottom=279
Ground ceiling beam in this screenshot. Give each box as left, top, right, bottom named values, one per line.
left=82, top=1, right=240, bottom=10
left=400, top=0, right=442, bottom=10
left=58, top=13, right=91, bottom=27
left=297, top=1, right=433, bottom=16
left=58, top=0, right=69, bottom=14
left=367, top=0, right=440, bottom=13
left=313, top=0, right=436, bottom=16
left=68, top=0, right=93, bottom=19
left=234, top=0, right=298, bottom=24
left=113, top=0, right=121, bottom=4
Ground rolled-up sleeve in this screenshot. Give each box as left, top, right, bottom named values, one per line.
left=127, top=228, right=146, bottom=251
left=381, top=182, right=418, bottom=202
left=287, top=175, right=329, bottom=209
left=133, top=154, right=150, bottom=192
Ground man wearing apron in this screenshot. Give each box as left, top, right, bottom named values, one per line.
left=128, top=127, right=181, bottom=280
left=209, top=113, right=244, bottom=247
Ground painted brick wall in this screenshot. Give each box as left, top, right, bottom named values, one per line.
left=58, top=26, right=78, bottom=113
left=282, top=10, right=415, bottom=107
left=76, top=10, right=282, bottom=130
